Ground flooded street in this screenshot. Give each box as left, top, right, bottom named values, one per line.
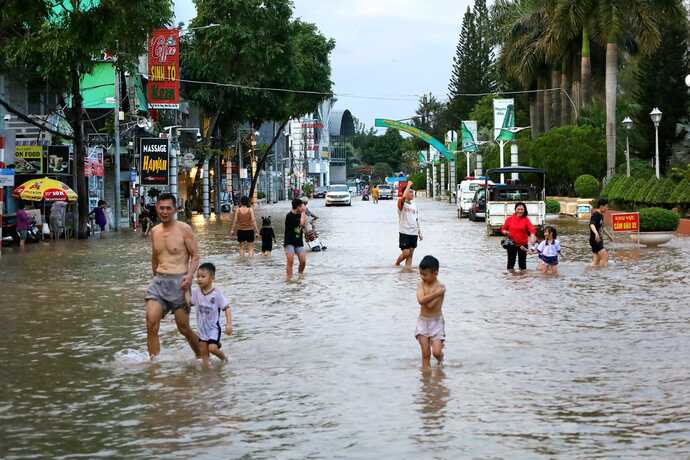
left=2, top=197, right=690, bottom=458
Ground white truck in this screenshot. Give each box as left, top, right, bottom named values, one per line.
left=485, top=166, right=546, bottom=235
left=456, top=178, right=494, bottom=218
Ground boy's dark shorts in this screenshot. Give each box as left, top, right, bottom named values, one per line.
left=145, top=274, right=188, bottom=316
left=590, top=239, right=605, bottom=254
left=399, top=233, right=418, bottom=250
left=199, top=338, right=222, bottom=348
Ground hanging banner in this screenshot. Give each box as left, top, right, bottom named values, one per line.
left=140, top=138, right=169, bottom=185
left=147, top=28, right=180, bottom=109
left=47, top=145, right=71, bottom=175
left=445, top=130, right=458, bottom=153
left=612, top=212, right=640, bottom=232
left=418, top=151, right=427, bottom=167
left=15, top=145, right=43, bottom=175
left=461, top=121, right=479, bottom=153
left=493, top=98, right=515, bottom=141
left=85, top=146, right=105, bottom=177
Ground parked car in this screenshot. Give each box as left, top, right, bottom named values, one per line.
left=325, top=184, right=352, bottom=206
left=457, top=178, right=494, bottom=218
left=313, top=186, right=328, bottom=198
left=485, top=166, right=546, bottom=235
left=377, top=184, right=394, bottom=200
left=468, top=188, right=488, bottom=222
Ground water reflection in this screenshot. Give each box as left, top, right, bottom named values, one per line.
left=414, top=367, right=450, bottom=441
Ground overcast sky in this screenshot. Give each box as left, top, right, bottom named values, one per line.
left=174, top=0, right=474, bottom=130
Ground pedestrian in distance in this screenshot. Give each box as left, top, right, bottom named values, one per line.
left=49, top=200, right=67, bottom=240
left=533, top=225, right=561, bottom=275
left=140, top=207, right=153, bottom=237
left=15, top=201, right=32, bottom=248
left=372, top=185, right=379, bottom=204
left=191, top=262, right=232, bottom=366
left=415, top=255, right=446, bottom=369
left=500, top=202, right=536, bottom=271
left=395, top=181, right=422, bottom=270
left=144, top=193, right=201, bottom=360
left=259, top=216, right=276, bottom=256
left=284, top=198, right=307, bottom=280
left=89, top=199, right=108, bottom=234
left=590, top=198, right=613, bottom=267
left=229, top=196, right=260, bottom=257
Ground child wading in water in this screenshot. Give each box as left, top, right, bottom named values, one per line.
left=534, top=225, right=561, bottom=275
left=259, top=216, right=276, bottom=256
left=415, top=255, right=446, bottom=369
left=191, top=262, right=232, bottom=365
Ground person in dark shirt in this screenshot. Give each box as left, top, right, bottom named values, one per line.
left=589, top=198, right=612, bottom=267
left=284, top=198, right=307, bottom=279
left=259, top=216, right=276, bottom=256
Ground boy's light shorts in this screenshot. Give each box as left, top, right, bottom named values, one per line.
left=415, top=315, right=445, bottom=342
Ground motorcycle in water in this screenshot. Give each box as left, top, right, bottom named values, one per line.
left=361, top=187, right=370, bottom=201
left=305, top=217, right=327, bottom=252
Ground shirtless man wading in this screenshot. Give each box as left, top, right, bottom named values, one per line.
left=145, top=193, right=201, bottom=359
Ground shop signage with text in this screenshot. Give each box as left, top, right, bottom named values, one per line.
left=140, top=138, right=169, bottom=185
left=15, top=145, right=43, bottom=174
left=147, top=28, right=180, bottom=109
left=612, top=212, right=639, bottom=232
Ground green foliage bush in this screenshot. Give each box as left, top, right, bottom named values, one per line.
left=601, top=175, right=622, bottom=198
left=609, top=176, right=636, bottom=201
left=545, top=199, right=560, bottom=214
left=634, top=177, right=658, bottom=203
left=670, top=178, right=690, bottom=204
left=639, top=207, right=680, bottom=232
left=257, top=191, right=266, bottom=199
left=410, top=171, right=426, bottom=190
left=301, top=183, right=314, bottom=197
left=624, top=178, right=647, bottom=202
left=617, top=159, right=655, bottom=179
left=649, top=178, right=676, bottom=205
left=574, top=174, right=600, bottom=198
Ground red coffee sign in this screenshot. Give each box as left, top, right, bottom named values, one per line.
left=147, top=28, right=180, bottom=109
left=612, top=212, right=639, bottom=232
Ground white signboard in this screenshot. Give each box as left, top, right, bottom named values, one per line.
left=493, top=98, right=515, bottom=141
left=0, top=168, right=15, bottom=186
left=239, top=168, right=248, bottom=179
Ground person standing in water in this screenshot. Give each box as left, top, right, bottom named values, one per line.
left=284, top=198, right=307, bottom=279
left=415, top=255, right=446, bottom=369
left=395, top=181, right=422, bottom=270
left=500, top=202, right=536, bottom=271
left=229, top=196, right=260, bottom=257
left=589, top=198, right=612, bottom=267
left=144, top=193, right=201, bottom=360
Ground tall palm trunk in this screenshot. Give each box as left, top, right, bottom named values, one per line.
left=551, top=69, right=561, bottom=127
left=542, top=75, right=551, bottom=132
left=535, top=79, right=545, bottom=136
left=529, top=95, right=537, bottom=139
left=605, top=41, right=618, bottom=178
left=561, top=60, right=571, bottom=125
left=581, top=25, right=591, bottom=109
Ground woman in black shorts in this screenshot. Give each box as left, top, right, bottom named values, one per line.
left=230, top=196, right=260, bottom=256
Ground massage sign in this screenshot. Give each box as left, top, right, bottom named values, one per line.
left=140, top=138, right=169, bottom=185
left=147, top=28, right=180, bottom=109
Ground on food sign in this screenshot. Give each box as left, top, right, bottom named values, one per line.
left=612, top=212, right=639, bottom=232
left=140, top=138, right=169, bottom=185
left=147, top=28, right=180, bottom=109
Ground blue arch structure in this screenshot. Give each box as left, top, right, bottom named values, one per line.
left=374, top=118, right=452, bottom=161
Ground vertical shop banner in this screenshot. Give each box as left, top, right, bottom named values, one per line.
left=47, top=145, right=71, bottom=175
left=140, top=138, right=169, bottom=185
left=147, top=28, right=180, bottom=109
left=15, top=145, right=43, bottom=174
left=493, top=98, right=515, bottom=141
left=85, top=147, right=105, bottom=177
left=461, top=121, right=479, bottom=153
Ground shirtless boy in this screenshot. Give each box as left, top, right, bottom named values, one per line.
left=415, top=255, right=446, bottom=369
left=145, top=193, right=201, bottom=359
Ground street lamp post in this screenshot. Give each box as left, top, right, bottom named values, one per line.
left=650, top=107, right=662, bottom=179
left=622, top=116, right=633, bottom=177
left=498, top=126, right=530, bottom=183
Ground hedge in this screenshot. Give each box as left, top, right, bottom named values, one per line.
left=635, top=177, right=658, bottom=203
left=574, top=174, right=600, bottom=198
left=545, top=199, right=560, bottom=214
left=624, top=178, right=647, bottom=202
left=652, top=178, right=676, bottom=205
left=609, top=176, right=636, bottom=201
left=639, top=207, right=680, bottom=232
left=670, top=178, right=690, bottom=205
left=601, top=175, right=622, bottom=198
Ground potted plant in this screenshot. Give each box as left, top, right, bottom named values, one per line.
left=634, top=207, right=679, bottom=246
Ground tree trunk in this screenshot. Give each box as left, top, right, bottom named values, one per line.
left=70, top=66, right=88, bottom=237
left=561, top=61, right=572, bottom=125
left=552, top=69, right=561, bottom=127
left=581, top=25, right=591, bottom=109
left=542, top=76, right=551, bottom=132
left=535, top=79, right=544, bottom=136
left=605, top=41, right=618, bottom=179
left=529, top=96, right=537, bottom=139
left=572, top=50, right=581, bottom=119
left=248, top=120, right=288, bottom=201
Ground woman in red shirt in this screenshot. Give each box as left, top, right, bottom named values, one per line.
left=500, top=202, right=536, bottom=271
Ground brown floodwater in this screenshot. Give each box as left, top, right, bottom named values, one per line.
left=1, top=198, right=689, bottom=458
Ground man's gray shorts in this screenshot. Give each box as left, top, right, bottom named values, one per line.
left=145, top=273, right=188, bottom=316
left=284, top=244, right=305, bottom=255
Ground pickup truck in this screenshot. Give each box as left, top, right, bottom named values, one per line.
left=485, top=167, right=546, bottom=235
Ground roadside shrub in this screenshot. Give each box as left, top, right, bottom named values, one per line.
left=609, top=176, right=635, bottom=201
left=649, top=178, right=675, bottom=205
left=601, top=175, right=622, bottom=198
left=410, top=171, right=426, bottom=190
left=575, top=174, right=600, bottom=198
left=257, top=191, right=266, bottom=199
left=624, top=178, right=647, bottom=202
left=670, top=178, right=690, bottom=205
left=639, top=207, right=680, bottom=232
left=545, top=199, right=560, bottom=214
left=617, top=159, right=655, bottom=179
left=634, top=177, right=658, bottom=203
left=302, top=183, right=314, bottom=197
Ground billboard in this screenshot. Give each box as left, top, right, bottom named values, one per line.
left=47, top=145, right=70, bottom=175
left=147, top=28, right=180, bottom=109
left=612, top=212, right=640, bottom=232
left=461, top=121, right=478, bottom=153
left=15, top=145, right=43, bottom=175
left=493, top=98, right=515, bottom=141
left=140, top=138, right=169, bottom=185
left=85, top=146, right=104, bottom=177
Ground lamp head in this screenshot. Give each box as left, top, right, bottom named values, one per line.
left=622, top=116, right=633, bottom=130
left=650, top=107, right=662, bottom=126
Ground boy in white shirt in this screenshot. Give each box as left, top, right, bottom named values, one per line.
left=191, top=263, right=232, bottom=364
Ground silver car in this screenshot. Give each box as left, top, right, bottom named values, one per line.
left=378, top=184, right=394, bottom=200
left=325, top=184, right=352, bottom=206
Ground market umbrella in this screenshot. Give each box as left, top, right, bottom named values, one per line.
left=12, top=177, right=77, bottom=202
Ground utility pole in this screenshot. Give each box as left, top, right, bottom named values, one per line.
left=113, top=67, right=121, bottom=230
